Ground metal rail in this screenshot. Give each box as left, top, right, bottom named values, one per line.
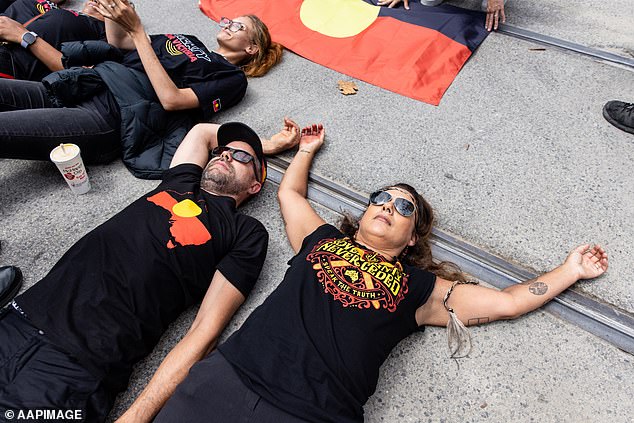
left=498, top=24, right=634, bottom=69
left=266, top=157, right=634, bottom=355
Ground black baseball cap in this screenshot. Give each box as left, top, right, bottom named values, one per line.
left=217, top=122, right=267, bottom=184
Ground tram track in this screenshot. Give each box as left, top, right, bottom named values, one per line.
left=266, top=157, right=634, bottom=355
left=497, top=24, right=634, bottom=69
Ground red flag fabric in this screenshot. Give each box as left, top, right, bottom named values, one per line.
left=200, top=0, right=489, bottom=105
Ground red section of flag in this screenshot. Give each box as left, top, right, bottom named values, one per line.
left=147, top=192, right=212, bottom=249
left=201, top=0, right=474, bottom=105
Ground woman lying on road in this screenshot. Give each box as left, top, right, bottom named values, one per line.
left=0, top=0, right=282, bottom=177
left=150, top=124, right=609, bottom=423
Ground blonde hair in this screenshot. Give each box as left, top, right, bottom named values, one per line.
left=241, top=15, right=283, bottom=77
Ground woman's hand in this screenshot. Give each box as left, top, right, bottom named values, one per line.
left=485, top=0, right=506, bottom=31
left=299, top=124, right=325, bottom=154
left=0, top=16, right=27, bottom=44
left=92, top=0, right=142, bottom=35
left=563, top=244, right=609, bottom=281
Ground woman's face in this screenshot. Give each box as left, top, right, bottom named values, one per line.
left=357, top=188, right=418, bottom=250
left=216, top=16, right=259, bottom=56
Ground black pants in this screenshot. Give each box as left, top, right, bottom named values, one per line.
left=0, top=78, right=120, bottom=164
left=154, top=351, right=309, bottom=423
left=0, top=308, right=114, bottom=422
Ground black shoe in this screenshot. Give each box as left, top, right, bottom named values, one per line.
left=603, top=101, right=634, bottom=134
left=0, top=266, right=22, bottom=308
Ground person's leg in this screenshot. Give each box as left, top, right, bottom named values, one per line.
left=0, top=309, right=114, bottom=422
left=154, top=351, right=309, bottom=423
left=0, top=79, right=121, bottom=164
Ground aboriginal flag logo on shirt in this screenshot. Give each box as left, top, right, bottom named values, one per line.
left=306, top=237, right=408, bottom=312
left=147, top=190, right=212, bottom=249
left=164, top=34, right=212, bottom=62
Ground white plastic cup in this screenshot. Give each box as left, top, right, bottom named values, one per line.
left=49, top=143, right=91, bottom=195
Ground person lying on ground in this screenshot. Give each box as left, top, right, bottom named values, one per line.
left=0, top=118, right=304, bottom=422
left=152, top=123, right=608, bottom=423
left=0, top=2, right=283, bottom=178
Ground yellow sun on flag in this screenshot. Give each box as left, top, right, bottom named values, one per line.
left=299, top=0, right=380, bottom=38
left=172, top=199, right=202, bottom=217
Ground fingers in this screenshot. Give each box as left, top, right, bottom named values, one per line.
left=486, top=11, right=499, bottom=32
left=404, top=0, right=410, bottom=10
left=283, top=116, right=299, bottom=132
left=300, top=123, right=325, bottom=137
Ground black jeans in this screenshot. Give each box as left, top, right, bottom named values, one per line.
left=0, top=78, right=121, bottom=164
left=0, top=308, right=114, bottom=422
left=154, top=351, right=310, bottom=423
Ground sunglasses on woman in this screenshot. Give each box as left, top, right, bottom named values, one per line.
left=219, top=17, right=246, bottom=33
left=369, top=190, right=417, bottom=218
left=211, top=146, right=260, bottom=182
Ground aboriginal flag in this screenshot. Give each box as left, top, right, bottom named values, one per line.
left=200, top=0, right=489, bottom=105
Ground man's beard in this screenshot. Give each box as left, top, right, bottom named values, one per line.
left=201, top=160, right=251, bottom=196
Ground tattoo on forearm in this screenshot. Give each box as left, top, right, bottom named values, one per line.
left=467, top=317, right=490, bottom=326
left=299, top=149, right=312, bottom=154
left=519, top=278, right=549, bottom=296
left=528, top=281, right=548, bottom=295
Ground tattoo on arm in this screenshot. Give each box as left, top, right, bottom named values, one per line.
left=467, top=317, right=490, bottom=326
left=520, top=279, right=549, bottom=295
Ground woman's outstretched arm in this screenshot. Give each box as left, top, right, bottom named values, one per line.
left=416, top=244, right=608, bottom=327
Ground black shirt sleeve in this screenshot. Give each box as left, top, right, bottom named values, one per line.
left=189, top=68, right=247, bottom=121
left=217, top=219, right=268, bottom=298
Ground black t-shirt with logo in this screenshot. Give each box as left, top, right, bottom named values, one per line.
left=120, top=34, right=247, bottom=121
left=5, top=8, right=105, bottom=80
left=220, top=224, right=436, bottom=422
left=16, top=164, right=268, bottom=392
left=1, top=0, right=57, bottom=21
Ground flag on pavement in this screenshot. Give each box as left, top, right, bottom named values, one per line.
left=200, top=0, right=489, bottom=105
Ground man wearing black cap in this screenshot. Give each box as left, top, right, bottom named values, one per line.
left=0, top=120, right=300, bottom=422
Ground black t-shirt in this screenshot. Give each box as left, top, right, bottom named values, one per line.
left=1, top=0, right=58, bottom=22
left=0, top=0, right=15, bottom=13
left=120, top=34, right=247, bottom=121
left=7, top=8, right=105, bottom=80
left=220, top=224, right=436, bottom=422
left=16, top=164, right=268, bottom=392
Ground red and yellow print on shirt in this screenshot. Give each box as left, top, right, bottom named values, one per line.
left=164, top=34, right=212, bottom=63
left=147, top=191, right=212, bottom=249
left=35, top=0, right=58, bottom=15
left=306, top=237, right=408, bottom=312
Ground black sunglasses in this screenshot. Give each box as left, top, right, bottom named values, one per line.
left=211, top=146, right=260, bottom=182
left=369, top=190, right=417, bottom=218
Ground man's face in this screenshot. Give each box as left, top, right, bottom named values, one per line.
left=201, top=141, right=259, bottom=196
